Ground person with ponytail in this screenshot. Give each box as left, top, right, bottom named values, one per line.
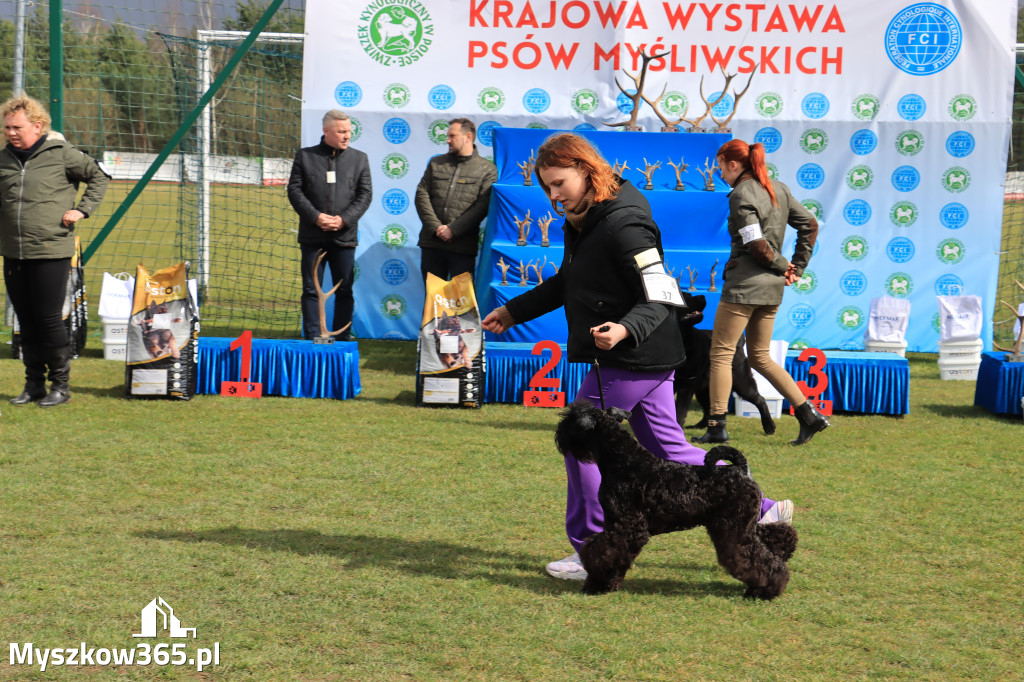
left=694, top=139, right=829, bottom=446
left=483, top=133, right=795, bottom=582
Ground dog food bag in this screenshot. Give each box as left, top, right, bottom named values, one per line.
left=125, top=262, right=199, bottom=400
left=416, top=272, right=484, bottom=408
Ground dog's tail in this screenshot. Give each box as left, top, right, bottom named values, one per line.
left=703, top=445, right=749, bottom=473
left=756, top=522, right=798, bottom=562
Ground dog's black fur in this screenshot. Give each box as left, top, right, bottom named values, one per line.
left=554, top=402, right=797, bottom=599
left=675, top=292, right=776, bottom=435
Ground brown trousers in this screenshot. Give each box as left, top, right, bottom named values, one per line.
left=708, top=301, right=807, bottom=415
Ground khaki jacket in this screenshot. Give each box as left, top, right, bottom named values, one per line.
left=415, top=148, right=497, bottom=256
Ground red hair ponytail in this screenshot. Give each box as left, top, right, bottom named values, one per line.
left=717, top=139, right=778, bottom=206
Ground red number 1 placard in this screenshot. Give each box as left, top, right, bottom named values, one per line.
left=220, top=330, right=263, bottom=398
left=522, top=339, right=566, bottom=407
left=789, top=347, right=832, bottom=416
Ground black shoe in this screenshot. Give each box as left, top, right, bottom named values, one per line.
left=10, top=385, right=47, bottom=405
left=791, top=401, right=830, bottom=445
left=694, top=414, right=729, bottom=443
left=38, top=388, right=71, bottom=408
left=11, top=345, right=47, bottom=404
left=38, top=346, right=72, bottom=408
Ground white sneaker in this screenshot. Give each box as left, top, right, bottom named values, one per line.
left=545, top=551, right=587, bottom=580
left=758, top=499, right=794, bottom=525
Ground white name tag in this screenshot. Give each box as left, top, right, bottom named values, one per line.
left=642, top=272, right=685, bottom=307
left=326, top=171, right=337, bottom=184
left=738, top=223, right=763, bottom=244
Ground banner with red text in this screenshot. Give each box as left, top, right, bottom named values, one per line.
left=300, top=0, right=1016, bottom=350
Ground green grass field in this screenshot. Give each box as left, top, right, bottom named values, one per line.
left=0, top=342, right=1021, bottom=680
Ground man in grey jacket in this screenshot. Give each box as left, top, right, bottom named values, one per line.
left=287, top=110, right=372, bottom=340
left=415, top=118, right=497, bottom=282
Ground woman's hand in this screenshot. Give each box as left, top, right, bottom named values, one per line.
left=590, top=322, right=629, bottom=350
left=62, top=209, right=85, bottom=228
left=783, top=262, right=799, bottom=286
left=482, top=306, right=515, bottom=334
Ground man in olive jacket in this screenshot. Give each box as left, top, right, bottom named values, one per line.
left=287, top=110, right=372, bottom=340
left=415, top=118, right=497, bottom=282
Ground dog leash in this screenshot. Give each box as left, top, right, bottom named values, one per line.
left=594, top=325, right=609, bottom=410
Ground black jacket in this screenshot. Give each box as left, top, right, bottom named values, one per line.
left=287, top=138, right=372, bottom=247
left=505, top=182, right=684, bottom=371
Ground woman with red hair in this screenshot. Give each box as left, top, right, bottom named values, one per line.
left=694, top=139, right=828, bottom=446
left=483, top=133, right=794, bottom=582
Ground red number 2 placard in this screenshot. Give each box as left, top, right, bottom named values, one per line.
left=790, top=347, right=832, bottom=416
left=523, top=340, right=566, bottom=407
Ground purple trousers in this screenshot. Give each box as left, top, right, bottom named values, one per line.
left=562, top=366, right=776, bottom=551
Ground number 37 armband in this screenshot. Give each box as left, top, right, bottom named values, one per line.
left=633, top=248, right=684, bottom=307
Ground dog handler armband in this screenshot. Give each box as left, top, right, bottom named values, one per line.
left=738, top=221, right=764, bottom=244
left=634, top=248, right=684, bottom=307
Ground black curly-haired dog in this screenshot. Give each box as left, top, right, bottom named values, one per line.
left=554, top=401, right=798, bottom=599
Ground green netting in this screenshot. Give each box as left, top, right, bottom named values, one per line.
left=995, top=52, right=1024, bottom=351
left=0, top=0, right=305, bottom=338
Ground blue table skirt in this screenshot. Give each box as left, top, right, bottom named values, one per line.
left=784, top=350, right=909, bottom=415
left=197, top=337, right=361, bottom=400
left=974, top=352, right=1024, bottom=416
left=484, top=342, right=909, bottom=415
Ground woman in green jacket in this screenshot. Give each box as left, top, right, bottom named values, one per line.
left=1, top=95, right=109, bottom=407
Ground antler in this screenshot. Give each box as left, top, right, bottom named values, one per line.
left=313, top=249, right=351, bottom=338
left=992, top=280, right=1024, bottom=354
left=681, top=73, right=730, bottom=129
left=612, top=159, right=630, bottom=176
left=710, top=65, right=758, bottom=129
left=641, top=82, right=683, bottom=128
left=605, top=49, right=670, bottom=129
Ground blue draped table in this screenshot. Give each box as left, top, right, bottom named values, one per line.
left=197, top=337, right=361, bottom=400
left=784, top=350, right=909, bottom=415
left=484, top=343, right=909, bottom=414
left=974, top=352, right=1024, bottom=416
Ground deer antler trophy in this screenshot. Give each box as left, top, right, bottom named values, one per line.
left=708, top=65, right=757, bottom=133
left=668, top=157, right=688, bottom=191
left=685, top=265, right=699, bottom=292
left=514, top=209, right=532, bottom=246
left=605, top=48, right=670, bottom=131
left=638, top=157, right=661, bottom=190
left=311, top=249, right=351, bottom=343
left=708, top=259, right=719, bottom=293
left=518, top=149, right=536, bottom=186
left=612, top=159, right=630, bottom=177
left=537, top=212, right=555, bottom=247
left=993, top=279, right=1024, bottom=359
left=680, top=73, right=729, bottom=132
left=641, top=83, right=683, bottom=132
left=698, top=157, right=719, bottom=191
left=497, top=256, right=511, bottom=286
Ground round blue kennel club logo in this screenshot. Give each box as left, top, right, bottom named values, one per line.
left=886, top=3, right=962, bottom=76
left=523, top=88, right=551, bottom=114
left=754, top=128, right=782, bottom=153
left=335, top=81, right=363, bottom=107
left=945, top=131, right=975, bottom=158
left=796, top=163, right=825, bottom=190
left=891, top=166, right=920, bottom=192
left=801, top=93, right=829, bottom=119
left=850, top=130, right=877, bottom=155
left=935, top=274, right=965, bottom=296
left=382, top=188, right=409, bottom=215
left=382, top=118, right=411, bottom=144
left=843, top=200, right=871, bottom=226
left=380, top=259, right=408, bottom=285
left=840, top=270, right=868, bottom=296
left=428, top=84, right=456, bottom=110
left=887, top=237, right=916, bottom=264
left=897, top=94, right=926, bottom=121
left=940, top=202, right=968, bottom=229
left=789, top=304, right=815, bottom=329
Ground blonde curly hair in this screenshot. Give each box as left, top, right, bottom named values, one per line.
left=2, top=94, right=52, bottom=137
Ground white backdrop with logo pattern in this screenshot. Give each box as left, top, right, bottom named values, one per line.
left=300, top=0, right=1016, bottom=350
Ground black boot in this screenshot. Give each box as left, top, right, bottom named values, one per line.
left=9, top=346, right=47, bottom=405
left=694, top=414, right=729, bottom=443
left=38, top=346, right=72, bottom=408
left=791, top=401, right=829, bottom=445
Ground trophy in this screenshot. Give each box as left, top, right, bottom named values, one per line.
left=518, top=149, right=536, bottom=186
left=612, top=159, right=630, bottom=177
left=514, top=209, right=532, bottom=246
left=686, top=265, right=698, bottom=292
left=698, top=158, right=719, bottom=191
left=518, top=259, right=529, bottom=286
left=668, top=157, right=688, bottom=191
left=497, top=256, right=511, bottom=286
left=604, top=48, right=670, bottom=132
left=311, top=249, right=351, bottom=344
left=537, top=212, right=555, bottom=247
left=708, top=66, right=756, bottom=134
left=638, top=158, right=661, bottom=191
left=528, top=256, right=550, bottom=285
left=708, top=259, right=719, bottom=293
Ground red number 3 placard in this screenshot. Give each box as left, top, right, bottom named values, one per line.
left=790, top=347, right=832, bottom=416
left=522, top=340, right=566, bottom=407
